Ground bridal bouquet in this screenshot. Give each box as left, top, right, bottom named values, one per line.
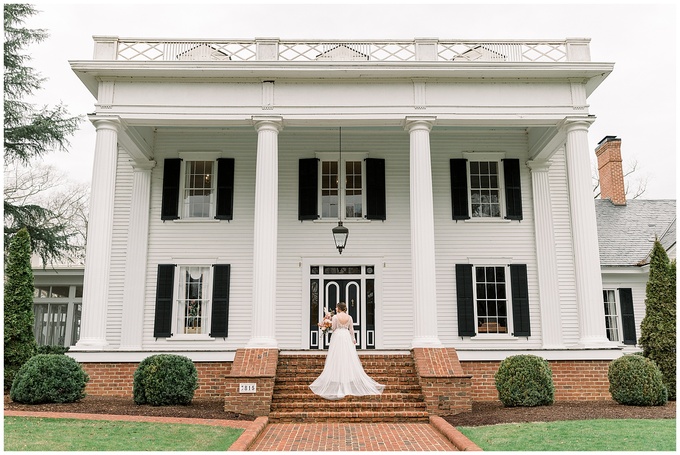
left=318, top=308, right=334, bottom=333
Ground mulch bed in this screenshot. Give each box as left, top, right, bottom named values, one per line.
left=4, top=394, right=675, bottom=426
left=444, top=400, right=676, bottom=427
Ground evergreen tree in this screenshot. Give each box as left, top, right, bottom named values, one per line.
left=4, top=228, right=38, bottom=390
left=639, top=239, right=676, bottom=400
left=4, top=4, right=82, bottom=264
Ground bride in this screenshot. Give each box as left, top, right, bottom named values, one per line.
left=309, top=301, right=385, bottom=400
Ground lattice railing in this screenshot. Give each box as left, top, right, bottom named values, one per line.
left=108, top=39, right=574, bottom=62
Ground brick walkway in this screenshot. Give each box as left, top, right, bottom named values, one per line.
left=4, top=410, right=479, bottom=451
left=249, top=421, right=459, bottom=451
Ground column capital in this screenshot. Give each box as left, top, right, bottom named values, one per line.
left=90, top=116, right=121, bottom=132
left=526, top=159, right=551, bottom=172
left=561, top=116, right=595, bottom=134
left=404, top=116, right=436, bottom=133
left=130, top=159, right=156, bottom=171
left=252, top=116, right=283, bottom=133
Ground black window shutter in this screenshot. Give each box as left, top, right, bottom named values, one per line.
left=215, top=158, right=235, bottom=220
left=619, top=288, right=637, bottom=345
left=450, top=159, right=470, bottom=220
left=210, top=265, right=231, bottom=338
left=510, top=264, right=531, bottom=337
left=503, top=158, right=523, bottom=220
left=365, top=158, right=386, bottom=220
left=161, top=158, right=182, bottom=220
left=153, top=264, right=176, bottom=338
left=456, top=264, right=476, bottom=336
left=298, top=158, right=319, bottom=220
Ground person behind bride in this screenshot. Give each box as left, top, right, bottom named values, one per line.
left=309, top=301, right=385, bottom=400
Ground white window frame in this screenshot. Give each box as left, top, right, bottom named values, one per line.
left=170, top=263, right=214, bottom=340
left=463, top=152, right=507, bottom=220
left=178, top=152, right=221, bottom=220
left=603, top=289, right=622, bottom=342
left=471, top=261, right=514, bottom=337
left=316, top=152, right=368, bottom=221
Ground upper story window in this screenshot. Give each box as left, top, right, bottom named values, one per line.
left=450, top=153, right=523, bottom=221
left=161, top=156, right=234, bottom=221
left=299, top=153, right=386, bottom=222
left=469, top=161, right=501, bottom=218
left=320, top=157, right=364, bottom=219
left=182, top=161, right=215, bottom=218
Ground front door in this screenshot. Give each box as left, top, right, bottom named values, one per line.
left=309, top=265, right=376, bottom=350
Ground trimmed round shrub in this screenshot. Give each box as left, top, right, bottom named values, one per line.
left=9, top=354, right=89, bottom=404
left=608, top=355, right=668, bottom=406
left=495, top=354, right=555, bottom=407
left=133, top=354, right=198, bottom=406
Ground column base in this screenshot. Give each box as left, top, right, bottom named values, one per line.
left=411, top=336, right=443, bottom=348
left=73, top=338, right=109, bottom=350
left=246, top=337, right=278, bottom=349
left=579, top=336, right=617, bottom=349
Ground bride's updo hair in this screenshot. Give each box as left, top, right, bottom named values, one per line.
left=336, top=302, right=347, bottom=312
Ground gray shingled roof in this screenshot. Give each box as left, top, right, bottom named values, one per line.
left=595, top=199, right=676, bottom=267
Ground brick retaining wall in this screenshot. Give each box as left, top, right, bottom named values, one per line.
left=78, top=357, right=612, bottom=403
left=80, top=362, right=232, bottom=398
left=461, top=360, right=612, bottom=402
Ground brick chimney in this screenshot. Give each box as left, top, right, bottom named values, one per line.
left=595, top=136, right=626, bottom=205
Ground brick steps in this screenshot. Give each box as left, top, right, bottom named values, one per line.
left=268, top=410, right=430, bottom=423
left=270, top=353, right=427, bottom=423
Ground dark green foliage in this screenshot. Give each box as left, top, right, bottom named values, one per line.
left=639, top=240, right=676, bottom=400
left=9, top=354, right=89, bottom=404
left=133, top=354, right=199, bottom=406
left=608, top=355, right=668, bottom=406
left=4, top=4, right=82, bottom=264
left=495, top=354, right=555, bottom=407
left=4, top=228, right=37, bottom=390
left=36, top=345, right=70, bottom=355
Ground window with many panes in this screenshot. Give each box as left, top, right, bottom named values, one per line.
left=469, top=161, right=501, bottom=218
left=182, top=161, right=215, bottom=218
left=474, top=266, right=509, bottom=334
left=175, top=266, right=212, bottom=336
left=319, top=153, right=365, bottom=220
left=33, top=285, right=82, bottom=346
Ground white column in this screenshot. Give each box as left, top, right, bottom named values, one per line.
left=246, top=117, right=282, bottom=348
left=75, top=117, right=120, bottom=349
left=527, top=160, right=564, bottom=348
left=119, top=159, right=155, bottom=350
left=564, top=118, right=610, bottom=347
left=405, top=117, right=442, bottom=348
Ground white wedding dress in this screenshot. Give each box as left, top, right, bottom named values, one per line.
left=309, top=313, right=386, bottom=400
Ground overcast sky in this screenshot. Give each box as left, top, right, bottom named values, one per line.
left=22, top=1, right=677, bottom=200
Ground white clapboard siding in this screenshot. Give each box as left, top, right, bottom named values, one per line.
left=143, top=129, right=257, bottom=350
left=106, top=127, right=580, bottom=351
left=548, top=148, right=580, bottom=346
left=431, top=129, right=542, bottom=349
left=106, top=148, right=134, bottom=345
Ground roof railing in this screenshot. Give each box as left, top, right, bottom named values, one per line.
left=92, top=37, right=591, bottom=63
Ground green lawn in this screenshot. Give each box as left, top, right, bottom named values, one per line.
left=3, top=416, right=244, bottom=451
left=458, top=418, right=676, bottom=451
